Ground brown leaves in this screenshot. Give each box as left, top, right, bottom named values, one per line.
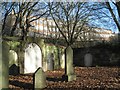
left=9, top=67, right=120, bottom=89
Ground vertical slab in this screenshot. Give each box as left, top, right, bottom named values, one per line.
left=33, top=67, right=46, bottom=89
left=64, top=46, right=76, bottom=81
left=47, top=53, right=54, bottom=70
left=66, top=46, right=74, bottom=75
left=0, top=41, right=9, bottom=89
left=84, top=53, right=93, bottom=67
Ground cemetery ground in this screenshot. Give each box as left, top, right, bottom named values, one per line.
left=9, top=67, right=120, bottom=90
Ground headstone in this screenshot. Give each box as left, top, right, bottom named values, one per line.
left=9, top=64, right=19, bottom=75
left=64, top=46, right=76, bottom=81
left=84, top=53, right=93, bottom=67
left=33, top=67, right=46, bottom=89
left=47, top=53, right=54, bottom=70
left=0, top=41, right=9, bottom=89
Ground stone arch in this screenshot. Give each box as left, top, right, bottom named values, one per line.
left=9, top=50, right=18, bottom=67
left=24, top=43, right=42, bottom=73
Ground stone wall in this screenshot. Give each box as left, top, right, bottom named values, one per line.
left=7, top=37, right=65, bottom=74
left=73, top=46, right=120, bottom=67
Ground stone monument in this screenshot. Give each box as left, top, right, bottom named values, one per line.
left=0, top=41, right=9, bottom=89
left=33, top=67, right=46, bottom=89
left=84, top=51, right=93, bottom=67
left=63, top=46, right=76, bottom=81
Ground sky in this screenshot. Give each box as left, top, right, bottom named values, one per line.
left=88, top=2, right=119, bottom=33
left=0, top=1, right=119, bottom=33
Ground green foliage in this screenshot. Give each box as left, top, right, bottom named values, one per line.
left=7, top=41, right=20, bottom=49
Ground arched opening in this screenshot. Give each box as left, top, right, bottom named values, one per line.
left=24, top=43, right=42, bottom=73
left=9, top=50, right=18, bottom=67
left=9, top=50, right=19, bottom=75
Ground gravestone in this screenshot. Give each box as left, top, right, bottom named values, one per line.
left=64, top=46, right=76, bottom=81
left=33, top=67, right=46, bottom=89
left=84, top=52, right=93, bottom=67
left=9, top=64, right=19, bottom=75
left=47, top=53, right=54, bottom=70
left=0, top=41, right=9, bottom=89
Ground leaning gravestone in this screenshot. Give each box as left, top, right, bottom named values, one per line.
left=64, top=46, right=76, bottom=81
left=0, top=41, right=9, bottom=89
left=84, top=52, right=93, bottom=67
left=33, top=67, right=46, bottom=90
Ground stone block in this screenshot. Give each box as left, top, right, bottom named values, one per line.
left=33, top=67, right=46, bottom=90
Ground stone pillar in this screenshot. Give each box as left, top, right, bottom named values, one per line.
left=0, top=41, right=9, bottom=89
left=19, top=50, right=24, bottom=74
left=84, top=53, right=93, bottom=67
left=63, top=46, right=76, bottom=81
left=33, top=67, right=46, bottom=90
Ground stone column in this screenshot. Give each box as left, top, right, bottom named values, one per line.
left=63, top=46, right=76, bottom=81
left=18, top=49, right=24, bottom=74
left=0, top=41, right=9, bottom=89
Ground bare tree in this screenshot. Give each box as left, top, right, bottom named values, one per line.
left=1, top=1, right=49, bottom=38
left=1, top=1, right=49, bottom=73
left=106, top=1, right=120, bottom=32
left=88, top=1, right=120, bottom=32
left=48, top=2, right=93, bottom=47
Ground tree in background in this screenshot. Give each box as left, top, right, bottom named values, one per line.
left=106, top=1, right=120, bottom=32
left=1, top=1, right=49, bottom=73
left=88, top=1, right=120, bottom=33
left=48, top=2, right=93, bottom=47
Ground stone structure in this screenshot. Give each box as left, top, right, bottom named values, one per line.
left=64, top=46, right=76, bottom=81
left=24, top=43, right=42, bottom=73
left=6, top=37, right=65, bottom=74
left=47, top=53, right=54, bottom=70
left=0, top=41, right=9, bottom=89
left=73, top=45, right=120, bottom=66
left=9, top=50, right=18, bottom=67
left=84, top=52, right=93, bottom=67
left=33, top=67, right=46, bottom=89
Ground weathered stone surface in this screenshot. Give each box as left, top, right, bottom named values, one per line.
left=47, top=53, right=54, bottom=70
left=9, top=50, right=18, bottom=67
left=24, top=43, right=42, bottom=73
left=9, top=64, right=19, bottom=75
left=66, top=46, right=74, bottom=75
left=0, top=41, right=9, bottom=89
left=33, top=67, right=46, bottom=89
left=84, top=53, right=93, bottom=67
left=65, top=46, right=76, bottom=81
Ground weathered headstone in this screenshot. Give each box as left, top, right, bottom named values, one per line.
left=0, top=41, right=9, bottom=89
left=9, top=64, right=19, bottom=75
left=64, top=46, right=76, bottom=81
left=84, top=52, right=93, bottom=67
left=47, top=53, right=54, bottom=70
left=33, top=67, right=46, bottom=90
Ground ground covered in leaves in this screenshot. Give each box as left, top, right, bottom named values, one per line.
left=9, top=67, right=120, bottom=90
